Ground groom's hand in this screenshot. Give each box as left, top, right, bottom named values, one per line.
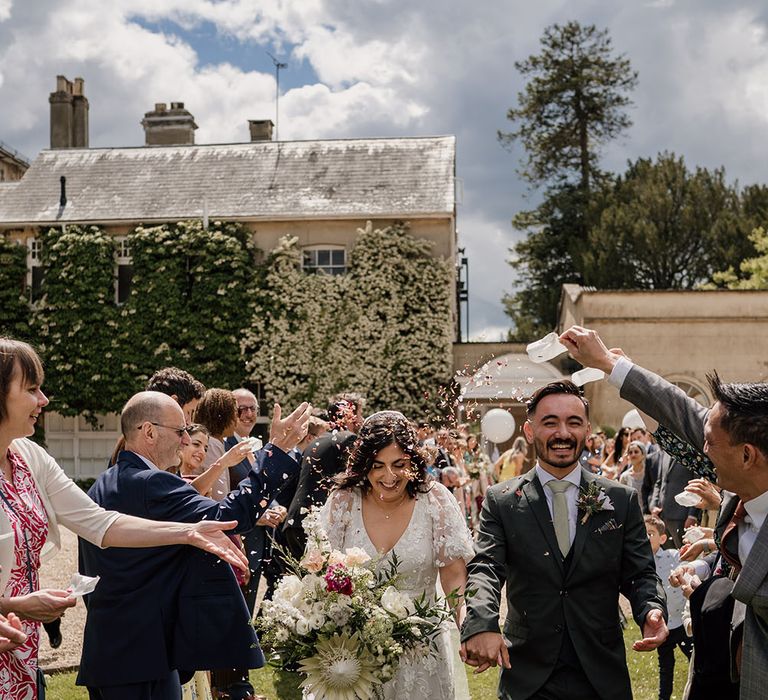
left=633, top=608, right=669, bottom=651
left=461, top=632, right=511, bottom=674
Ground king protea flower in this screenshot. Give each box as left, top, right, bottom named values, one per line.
left=299, top=631, right=380, bottom=700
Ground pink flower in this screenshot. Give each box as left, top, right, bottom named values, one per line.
left=324, top=563, right=353, bottom=596
left=300, top=549, right=325, bottom=574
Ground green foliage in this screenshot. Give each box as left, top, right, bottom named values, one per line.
left=118, top=220, right=256, bottom=390
left=242, top=235, right=346, bottom=407
left=499, top=21, right=637, bottom=191
left=583, top=153, right=756, bottom=289
left=244, top=223, right=453, bottom=416
left=340, top=221, right=454, bottom=417
left=712, top=226, right=768, bottom=289
left=31, top=226, right=125, bottom=419
left=0, top=236, right=30, bottom=339
left=501, top=21, right=637, bottom=337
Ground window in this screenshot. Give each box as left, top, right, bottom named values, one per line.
left=27, top=238, right=43, bottom=301
left=671, top=380, right=710, bottom=407
left=302, top=247, right=346, bottom=275
left=115, top=238, right=133, bottom=304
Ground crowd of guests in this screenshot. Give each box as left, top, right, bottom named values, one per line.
left=0, top=325, right=765, bottom=700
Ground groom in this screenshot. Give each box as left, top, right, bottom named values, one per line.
left=461, top=381, right=668, bottom=699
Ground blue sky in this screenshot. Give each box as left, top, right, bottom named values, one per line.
left=2, top=0, right=768, bottom=340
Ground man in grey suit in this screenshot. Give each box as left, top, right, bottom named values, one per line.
left=648, top=449, right=701, bottom=547
left=461, top=380, right=668, bottom=700
left=561, top=325, right=768, bottom=700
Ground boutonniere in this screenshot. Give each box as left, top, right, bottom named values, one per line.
left=577, top=482, right=614, bottom=524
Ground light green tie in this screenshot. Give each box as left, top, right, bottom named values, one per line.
left=546, top=480, right=574, bottom=557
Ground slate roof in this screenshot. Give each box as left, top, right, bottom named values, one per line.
left=0, top=136, right=455, bottom=226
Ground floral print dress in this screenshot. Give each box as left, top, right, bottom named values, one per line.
left=0, top=449, right=49, bottom=700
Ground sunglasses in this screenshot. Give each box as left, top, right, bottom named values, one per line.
left=137, top=422, right=190, bottom=438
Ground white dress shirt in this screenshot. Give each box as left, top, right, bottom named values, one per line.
left=535, top=463, right=582, bottom=548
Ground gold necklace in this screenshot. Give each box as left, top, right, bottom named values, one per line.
left=367, top=492, right=409, bottom=519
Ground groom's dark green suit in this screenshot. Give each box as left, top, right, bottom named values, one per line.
left=462, top=467, right=666, bottom=700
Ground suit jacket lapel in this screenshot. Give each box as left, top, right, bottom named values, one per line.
left=565, top=470, right=595, bottom=584
left=521, top=469, right=565, bottom=575
left=733, top=512, right=768, bottom=603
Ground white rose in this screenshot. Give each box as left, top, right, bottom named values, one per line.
left=295, top=617, right=310, bottom=636
left=308, top=612, right=325, bottom=630
left=381, top=586, right=413, bottom=619
left=275, top=575, right=303, bottom=605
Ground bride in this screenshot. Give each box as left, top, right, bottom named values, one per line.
left=319, top=411, right=475, bottom=698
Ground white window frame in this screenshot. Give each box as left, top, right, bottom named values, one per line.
left=115, top=237, right=133, bottom=304
left=302, top=245, right=347, bottom=275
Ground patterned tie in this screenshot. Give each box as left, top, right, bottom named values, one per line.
left=720, top=500, right=747, bottom=573
left=546, top=480, right=574, bottom=557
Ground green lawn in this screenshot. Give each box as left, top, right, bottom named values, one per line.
left=46, top=622, right=689, bottom=699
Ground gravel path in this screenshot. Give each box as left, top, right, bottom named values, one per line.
left=38, top=526, right=86, bottom=672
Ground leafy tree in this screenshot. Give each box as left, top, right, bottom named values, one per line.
left=31, top=225, right=125, bottom=419
left=0, top=237, right=30, bottom=339
left=583, top=153, right=757, bottom=288
left=118, top=220, right=255, bottom=390
left=500, top=21, right=637, bottom=191
left=711, top=227, right=768, bottom=289
left=500, top=21, right=637, bottom=337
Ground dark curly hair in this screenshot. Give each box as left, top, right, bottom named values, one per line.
left=334, top=411, right=430, bottom=497
left=193, top=388, right=237, bottom=438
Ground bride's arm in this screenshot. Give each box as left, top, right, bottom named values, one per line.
left=439, top=558, right=468, bottom=629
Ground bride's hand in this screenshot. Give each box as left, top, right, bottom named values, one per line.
left=461, top=632, right=511, bottom=673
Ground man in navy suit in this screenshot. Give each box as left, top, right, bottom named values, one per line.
left=78, top=390, right=310, bottom=700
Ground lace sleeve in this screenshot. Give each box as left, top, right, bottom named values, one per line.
left=318, top=488, right=356, bottom=551
left=427, top=482, right=476, bottom=567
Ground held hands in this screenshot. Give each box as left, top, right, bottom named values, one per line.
left=14, top=589, right=76, bottom=623
left=184, top=520, right=249, bottom=572
left=633, top=608, right=668, bottom=651
left=460, top=632, right=511, bottom=674
left=270, top=402, right=312, bottom=453
left=0, top=612, right=26, bottom=652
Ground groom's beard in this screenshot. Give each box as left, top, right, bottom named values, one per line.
left=533, top=435, right=586, bottom=471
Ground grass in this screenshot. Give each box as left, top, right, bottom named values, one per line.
left=46, top=622, right=689, bottom=699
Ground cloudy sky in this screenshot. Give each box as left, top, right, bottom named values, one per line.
left=2, top=1, right=768, bottom=340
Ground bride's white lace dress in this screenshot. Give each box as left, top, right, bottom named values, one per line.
left=319, top=482, right=475, bottom=699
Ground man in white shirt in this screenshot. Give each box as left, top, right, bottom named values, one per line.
left=560, top=324, right=768, bottom=699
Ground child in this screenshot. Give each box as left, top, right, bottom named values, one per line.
left=645, top=514, right=693, bottom=700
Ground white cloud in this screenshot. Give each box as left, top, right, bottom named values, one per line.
left=0, top=0, right=11, bottom=22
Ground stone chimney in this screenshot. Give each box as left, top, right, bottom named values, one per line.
left=248, top=119, right=274, bottom=142
left=142, top=102, right=197, bottom=146
left=49, top=75, right=89, bottom=149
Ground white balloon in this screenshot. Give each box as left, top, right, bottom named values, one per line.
left=481, top=408, right=516, bottom=443
left=622, top=409, right=646, bottom=430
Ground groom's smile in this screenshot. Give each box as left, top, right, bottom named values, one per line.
left=523, top=393, right=590, bottom=474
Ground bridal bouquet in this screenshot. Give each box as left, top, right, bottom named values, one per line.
left=257, top=509, right=451, bottom=700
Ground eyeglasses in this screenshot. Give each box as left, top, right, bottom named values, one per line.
left=237, top=406, right=258, bottom=416
left=137, top=422, right=190, bottom=438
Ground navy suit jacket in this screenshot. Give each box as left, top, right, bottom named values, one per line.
left=77, top=445, right=298, bottom=688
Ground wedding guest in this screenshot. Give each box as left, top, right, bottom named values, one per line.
left=601, top=426, right=630, bottom=479
left=579, top=433, right=605, bottom=473
left=648, top=447, right=701, bottom=548
left=283, top=393, right=364, bottom=558
left=193, top=388, right=239, bottom=501
left=320, top=411, right=474, bottom=698
left=0, top=337, right=249, bottom=699
left=619, top=440, right=648, bottom=509
left=645, top=515, right=692, bottom=700
left=493, top=436, right=529, bottom=483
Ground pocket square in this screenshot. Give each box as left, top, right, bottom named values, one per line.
left=594, top=519, right=622, bottom=534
